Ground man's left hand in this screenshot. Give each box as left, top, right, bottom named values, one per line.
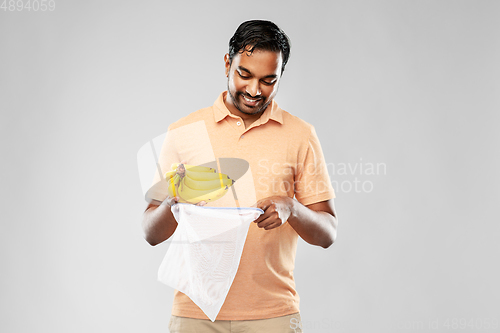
left=253, top=196, right=294, bottom=230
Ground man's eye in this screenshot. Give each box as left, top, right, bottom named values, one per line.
left=262, top=81, right=275, bottom=86
left=238, top=72, right=250, bottom=79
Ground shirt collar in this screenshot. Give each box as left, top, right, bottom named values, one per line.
left=213, top=91, right=284, bottom=125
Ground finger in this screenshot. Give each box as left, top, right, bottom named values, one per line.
left=257, top=216, right=275, bottom=229
left=257, top=200, right=270, bottom=211
left=160, top=195, right=178, bottom=207
left=260, top=209, right=282, bottom=227
left=254, top=208, right=271, bottom=223
left=254, top=214, right=264, bottom=223
left=196, top=200, right=207, bottom=206
left=261, top=214, right=283, bottom=229
left=253, top=201, right=273, bottom=223
left=264, top=221, right=282, bottom=230
left=255, top=202, right=277, bottom=222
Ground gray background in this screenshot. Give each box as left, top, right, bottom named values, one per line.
left=1, top=0, right=499, bottom=332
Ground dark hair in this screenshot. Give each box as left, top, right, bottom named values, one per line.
left=228, top=20, right=291, bottom=74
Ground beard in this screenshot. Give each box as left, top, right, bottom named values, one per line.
left=227, top=85, right=271, bottom=116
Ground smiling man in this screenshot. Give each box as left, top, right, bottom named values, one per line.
left=142, top=20, right=338, bottom=333
left=224, top=48, right=281, bottom=125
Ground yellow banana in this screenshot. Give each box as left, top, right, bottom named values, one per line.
left=183, top=173, right=234, bottom=190
left=166, top=174, right=181, bottom=198
left=171, top=163, right=216, bottom=173
left=163, top=170, right=176, bottom=180
left=186, top=169, right=231, bottom=181
left=177, top=177, right=230, bottom=204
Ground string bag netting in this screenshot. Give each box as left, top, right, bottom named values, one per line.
left=158, top=203, right=264, bottom=322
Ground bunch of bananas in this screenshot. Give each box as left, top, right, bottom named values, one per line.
left=164, top=163, right=234, bottom=204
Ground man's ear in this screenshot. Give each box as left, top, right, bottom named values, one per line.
left=224, top=53, right=230, bottom=77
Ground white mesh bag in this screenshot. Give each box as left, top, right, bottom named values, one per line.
left=158, top=203, right=264, bottom=322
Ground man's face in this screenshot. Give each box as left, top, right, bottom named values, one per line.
left=224, top=49, right=283, bottom=117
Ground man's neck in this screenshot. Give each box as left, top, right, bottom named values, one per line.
left=223, top=95, right=266, bottom=128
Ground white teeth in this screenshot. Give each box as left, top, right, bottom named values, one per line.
left=243, top=96, right=258, bottom=103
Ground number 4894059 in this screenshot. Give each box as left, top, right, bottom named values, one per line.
left=1, top=0, right=56, bottom=11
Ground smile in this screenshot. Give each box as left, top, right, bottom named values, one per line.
left=243, top=96, right=260, bottom=103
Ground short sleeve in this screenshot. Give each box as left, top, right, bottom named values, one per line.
left=294, top=126, right=335, bottom=206
left=153, top=120, right=216, bottom=186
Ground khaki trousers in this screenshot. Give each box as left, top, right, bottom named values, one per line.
left=168, top=312, right=303, bottom=333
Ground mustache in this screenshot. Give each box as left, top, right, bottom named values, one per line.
left=238, top=92, right=264, bottom=101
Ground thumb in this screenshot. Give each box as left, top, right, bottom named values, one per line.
left=161, top=196, right=179, bottom=207
left=252, top=199, right=268, bottom=210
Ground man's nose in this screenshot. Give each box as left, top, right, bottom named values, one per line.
left=245, top=80, right=261, bottom=97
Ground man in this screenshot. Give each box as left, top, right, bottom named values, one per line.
left=142, top=20, right=337, bottom=332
